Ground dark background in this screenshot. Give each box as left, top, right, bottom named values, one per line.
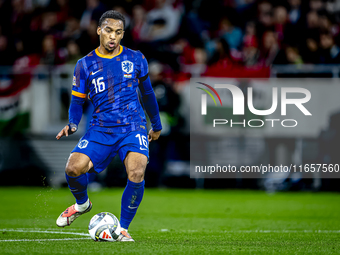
left=1, top=0, right=340, bottom=191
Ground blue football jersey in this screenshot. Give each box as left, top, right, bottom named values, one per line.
left=72, top=46, right=149, bottom=133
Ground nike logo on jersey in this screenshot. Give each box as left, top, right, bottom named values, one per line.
left=139, top=147, right=148, bottom=151
left=90, top=69, right=102, bottom=75
left=128, top=206, right=138, bottom=209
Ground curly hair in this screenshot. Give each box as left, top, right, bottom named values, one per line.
left=98, top=10, right=125, bottom=29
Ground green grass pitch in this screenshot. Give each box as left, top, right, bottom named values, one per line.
left=0, top=187, right=339, bottom=254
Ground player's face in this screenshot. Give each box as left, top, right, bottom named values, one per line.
left=97, top=18, right=124, bottom=53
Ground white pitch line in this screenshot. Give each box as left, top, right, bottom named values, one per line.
left=11, top=228, right=83, bottom=231
left=0, top=238, right=89, bottom=242
left=0, top=229, right=90, bottom=236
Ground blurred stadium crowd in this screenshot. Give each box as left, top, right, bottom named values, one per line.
left=2, top=0, right=340, bottom=76
left=1, top=0, right=340, bottom=190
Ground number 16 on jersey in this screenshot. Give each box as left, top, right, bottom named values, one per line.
left=92, top=77, right=105, bottom=93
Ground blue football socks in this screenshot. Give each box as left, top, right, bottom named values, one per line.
left=65, top=173, right=89, bottom=205
left=120, top=179, right=145, bottom=230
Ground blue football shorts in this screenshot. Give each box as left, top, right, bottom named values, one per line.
left=71, top=129, right=149, bottom=173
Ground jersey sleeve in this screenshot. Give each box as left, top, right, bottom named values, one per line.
left=138, top=76, right=162, bottom=132
left=71, top=59, right=88, bottom=98
left=69, top=59, right=87, bottom=126
left=137, top=51, right=149, bottom=81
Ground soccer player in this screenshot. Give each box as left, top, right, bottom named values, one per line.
left=55, top=10, right=162, bottom=242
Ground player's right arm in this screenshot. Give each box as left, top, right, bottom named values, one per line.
left=56, top=59, right=87, bottom=140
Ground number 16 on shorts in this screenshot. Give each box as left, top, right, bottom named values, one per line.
left=136, top=134, right=148, bottom=151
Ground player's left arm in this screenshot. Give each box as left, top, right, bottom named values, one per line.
left=137, top=53, right=162, bottom=142
left=139, top=75, right=162, bottom=142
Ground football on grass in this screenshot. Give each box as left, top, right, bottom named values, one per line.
left=88, top=212, right=121, bottom=242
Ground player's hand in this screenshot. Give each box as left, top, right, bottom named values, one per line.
left=56, top=125, right=76, bottom=140
left=148, top=129, right=161, bottom=142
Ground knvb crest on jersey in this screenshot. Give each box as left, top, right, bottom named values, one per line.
left=122, top=60, right=134, bottom=74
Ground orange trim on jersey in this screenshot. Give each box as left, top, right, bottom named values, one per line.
left=95, top=45, right=123, bottom=59
left=72, top=90, right=86, bottom=98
